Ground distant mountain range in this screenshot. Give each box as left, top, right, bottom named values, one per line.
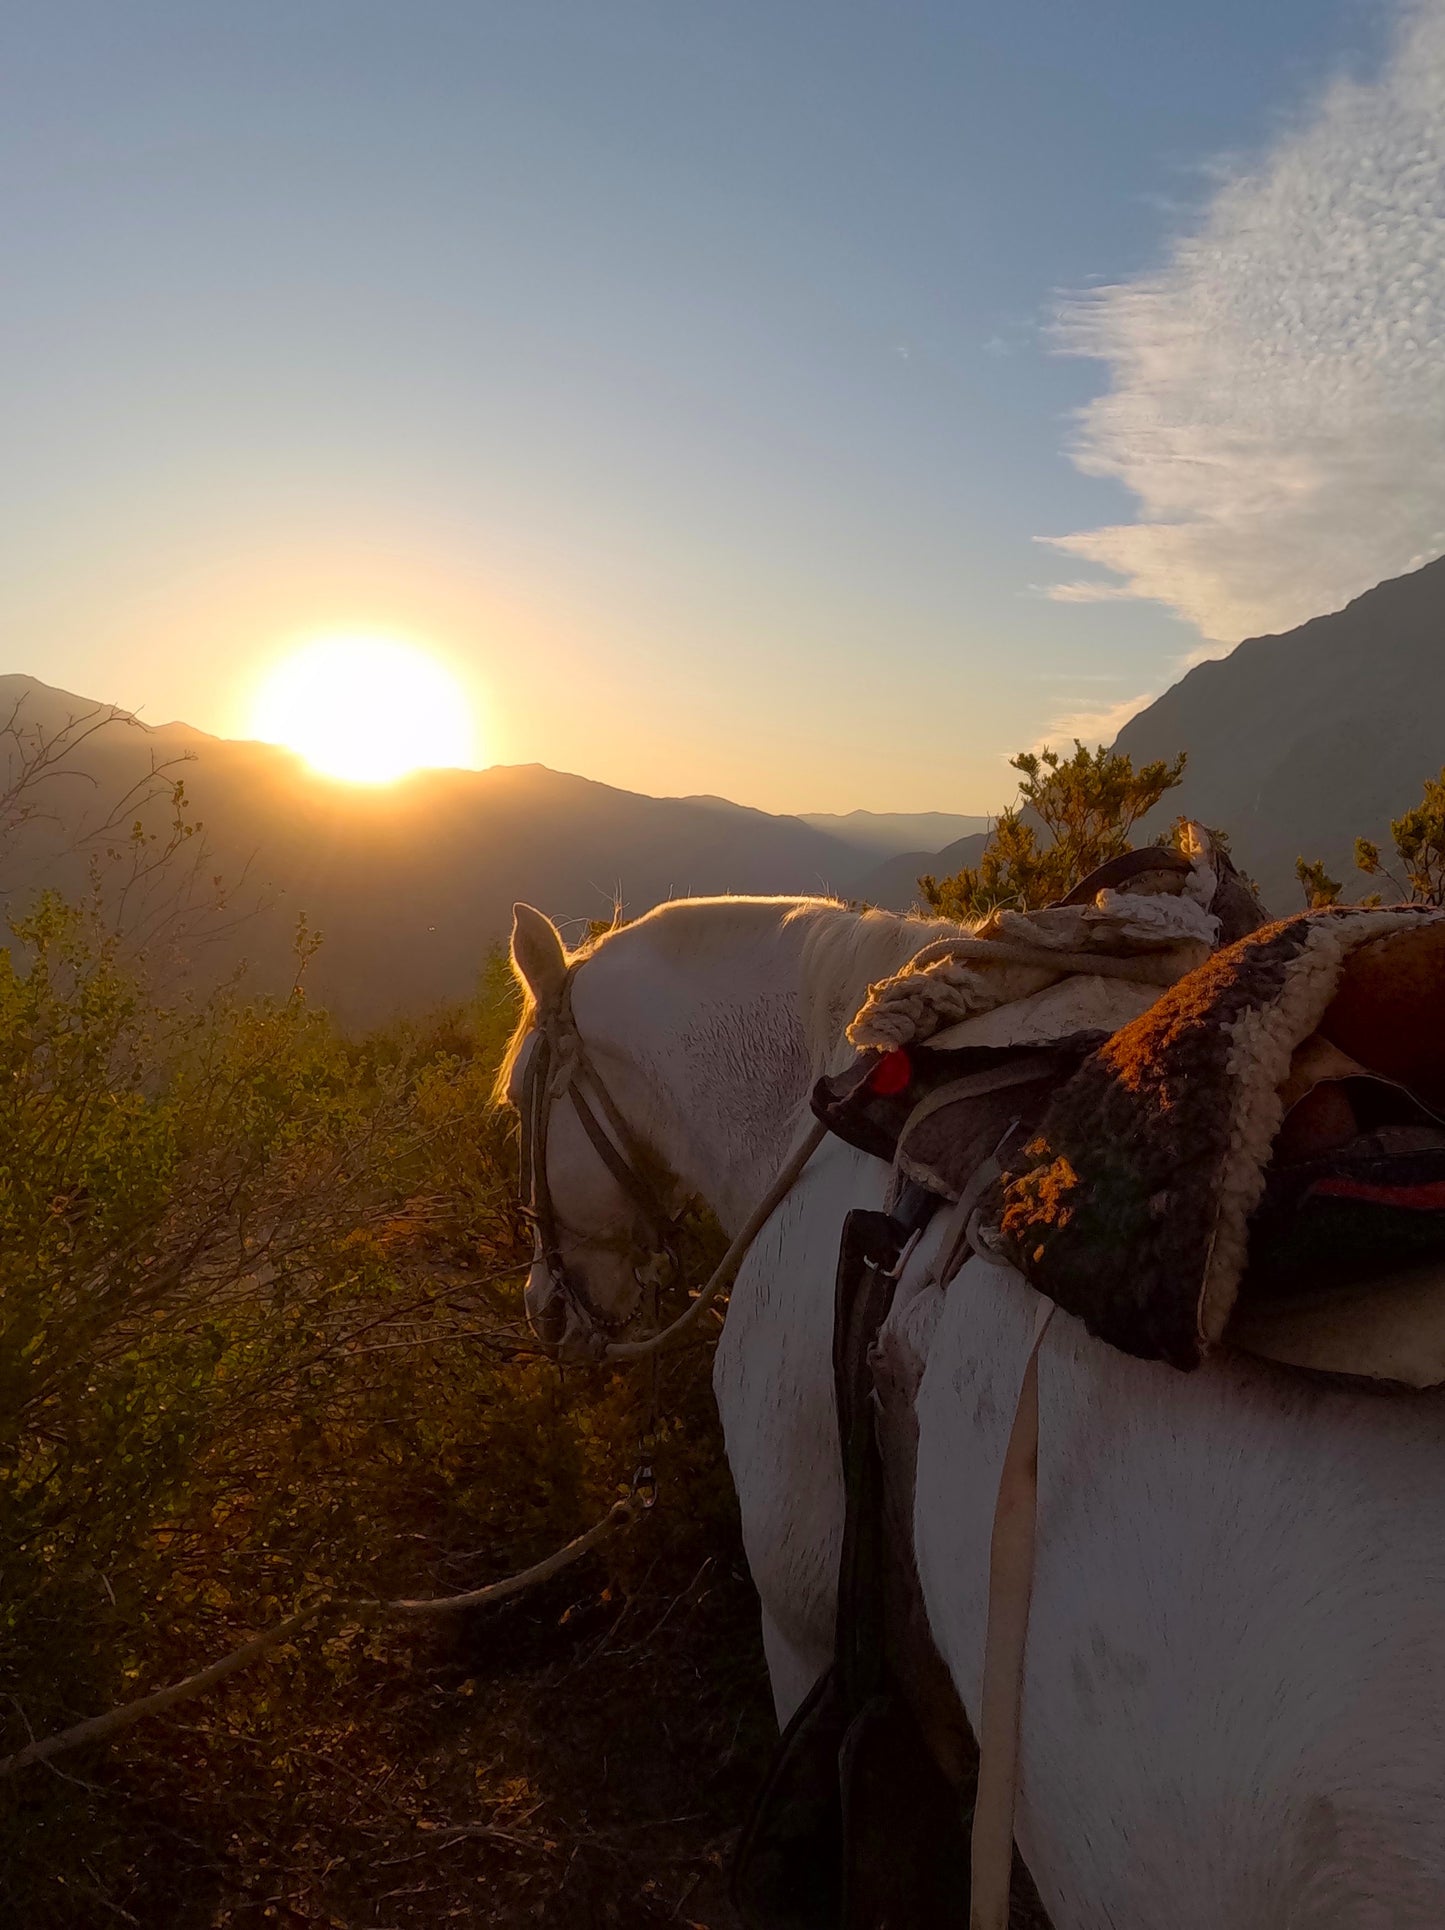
left=847, top=831, right=991, bottom=913
left=1114, top=553, right=1445, bottom=911
left=798, top=809, right=989, bottom=854
left=8, top=553, right=1442, bottom=1017
left=0, top=674, right=981, bottom=1020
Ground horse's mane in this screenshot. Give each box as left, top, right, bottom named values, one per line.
left=495, top=895, right=963, bottom=1104
left=785, top=901, right=963, bottom=1077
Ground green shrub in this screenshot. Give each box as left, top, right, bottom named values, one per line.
left=921, top=741, right=1187, bottom=919
left=0, top=881, right=748, bottom=1925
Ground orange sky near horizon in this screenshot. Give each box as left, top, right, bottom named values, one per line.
left=39, top=532, right=1017, bottom=815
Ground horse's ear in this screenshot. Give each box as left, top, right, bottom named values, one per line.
left=510, top=903, right=568, bottom=1009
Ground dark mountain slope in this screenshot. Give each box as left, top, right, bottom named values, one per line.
left=853, top=830, right=991, bottom=912
left=1114, top=554, right=1445, bottom=910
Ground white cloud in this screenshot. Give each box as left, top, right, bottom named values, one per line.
left=1033, top=578, right=1140, bottom=604
left=1043, top=1, right=1445, bottom=644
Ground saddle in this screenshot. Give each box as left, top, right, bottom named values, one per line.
left=998, top=906, right=1445, bottom=1386
left=825, top=895, right=1445, bottom=1389
left=735, top=859, right=1445, bottom=1930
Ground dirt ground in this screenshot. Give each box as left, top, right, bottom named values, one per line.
left=342, top=1537, right=778, bottom=1930
left=8, top=1484, right=1060, bottom=1930
left=13, top=1513, right=774, bottom=1929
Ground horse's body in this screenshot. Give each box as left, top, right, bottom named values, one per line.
left=506, top=895, right=1445, bottom=1928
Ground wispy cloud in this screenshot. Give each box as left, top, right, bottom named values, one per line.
left=1033, top=579, right=1139, bottom=605
left=1035, top=689, right=1158, bottom=749
left=1042, top=1, right=1445, bottom=644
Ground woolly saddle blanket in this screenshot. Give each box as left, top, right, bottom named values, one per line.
left=994, top=906, right=1445, bottom=1385
left=838, top=825, right=1445, bottom=1386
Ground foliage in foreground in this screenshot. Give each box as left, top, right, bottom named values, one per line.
left=0, top=882, right=759, bottom=1927
left=1297, top=765, right=1445, bottom=909
left=920, top=741, right=1188, bottom=921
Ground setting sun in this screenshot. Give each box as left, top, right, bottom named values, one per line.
left=250, top=635, right=479, bottom=783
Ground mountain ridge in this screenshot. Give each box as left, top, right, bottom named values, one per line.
left=1113, top=552, right=1445, bottom=910
left=15, top=543, right=1442, bottom=1018
left=0, top=675, right=964, bottom=1018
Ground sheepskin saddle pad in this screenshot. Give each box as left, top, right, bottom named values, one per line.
left=818, top=828, right=1268, bottom=1203
left=995, top=906, right=1445, bottom=1388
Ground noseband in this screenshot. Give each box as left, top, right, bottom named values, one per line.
left=517, top=963, right=682, bottom=1338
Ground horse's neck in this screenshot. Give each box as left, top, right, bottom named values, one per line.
left=643, top=919, right=815, bottom=1232
left=609, top=901, right=947, bottom=1233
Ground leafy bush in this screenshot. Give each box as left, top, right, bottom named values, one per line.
left=1293, top=855, right=1344, bottom=909
left=0, top=873, right=757, bottom=1926
left=1355, top=767, right=1445, bottom=906
left=1296, top=765, right=1445, bottom=908
left=920, top=741, right=1187, bottom=920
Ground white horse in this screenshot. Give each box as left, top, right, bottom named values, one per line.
left=503, top=893, right=1445, bottom=1930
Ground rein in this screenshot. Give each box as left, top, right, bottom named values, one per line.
left=518, top=960, right=826, bottom=1363
left=520, top=964, right=684, bottom=1339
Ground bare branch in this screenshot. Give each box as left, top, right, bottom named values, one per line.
left=0, top=1496, right=645, bottom=1779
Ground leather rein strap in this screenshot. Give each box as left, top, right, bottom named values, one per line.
left=519, top=966, right=683, bottom=1338
left=519, top=963, right=826, bottom=1361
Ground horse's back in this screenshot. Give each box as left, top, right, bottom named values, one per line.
left=913, top=1256, right=1445, bottom=1930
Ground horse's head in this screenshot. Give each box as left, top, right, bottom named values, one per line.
left=502, top=903, right=686, bottom=1351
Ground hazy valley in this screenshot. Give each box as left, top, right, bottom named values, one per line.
left=11, top=552, right=1445, bottom=1023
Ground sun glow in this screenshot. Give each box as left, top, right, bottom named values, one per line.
left=250, top=635, right=478, bottom=783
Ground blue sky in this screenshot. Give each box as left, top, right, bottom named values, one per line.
left=2, top=0, right=1419, bottom=811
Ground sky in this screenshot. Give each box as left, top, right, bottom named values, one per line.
left=3, top=0, right=1432, bottom=814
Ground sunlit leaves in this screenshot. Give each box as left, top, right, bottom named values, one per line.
left=920, top=740, right=1188, bottom=921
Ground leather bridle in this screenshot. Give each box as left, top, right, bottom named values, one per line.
left=517, top=963, right=683, bottom=1341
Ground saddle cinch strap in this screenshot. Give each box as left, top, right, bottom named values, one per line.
left=970, top=1299, right=1054, bottom=1930
left=733, top=1163, right=1057, bottom=1930
left=732, top=1194, right=976, bottom=1930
